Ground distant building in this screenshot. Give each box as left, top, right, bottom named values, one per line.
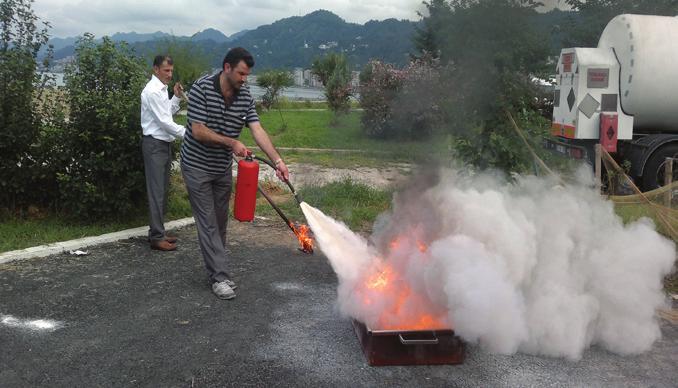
left=300, top=69, right=322, bottom=88
left=293, top=68, right=304, bottom=86
left=351, top=71, right=361, bottom=88
left=318, top=41, right=338, bottom=51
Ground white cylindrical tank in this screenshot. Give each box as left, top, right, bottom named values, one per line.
left=598, top=14, right=678, bottom=131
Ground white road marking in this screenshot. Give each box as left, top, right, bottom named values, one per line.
left=1, top=314, right=64, bottom=332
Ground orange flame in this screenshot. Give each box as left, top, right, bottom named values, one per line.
left=291, top=223, right=314, bottom=253
left=379, top=314, right=447, bottom=331
left=366, top=267, right=393, bottom=290
left=356, top=237, right=450, bottom=331
left=389, top=237, right=402, bottom=250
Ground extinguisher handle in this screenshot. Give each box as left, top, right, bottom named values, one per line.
left=253, top=155, right=302, bottom=205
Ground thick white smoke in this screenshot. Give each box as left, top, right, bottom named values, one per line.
left=301, top=167, right=676, bottom=360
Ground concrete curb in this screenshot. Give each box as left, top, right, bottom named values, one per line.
left=0, top=217, right=195, bottom=265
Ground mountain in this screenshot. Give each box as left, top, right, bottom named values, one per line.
left=110, top=31, right=172, bottom=43
left=45, top=10, right=419, bottom=69
left=46, top=36, right=78, bottom=52
left=43, top=31, right=173, bottom=59
left=214, top=10, right=418, bottom=70
left=191, top=28, right=229, bottom=43
left=227, top=29, right=249, bottom=41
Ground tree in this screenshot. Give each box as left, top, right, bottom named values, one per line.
left=312, top=53, right=352, bottom=118
left=411, top=0, right=452, bottom=61
left=153, top=36, right=211, bottom=90
left=0, top=0, right=53, bottom=211
left=359, top=57, right=443, bottom=139
left=359, top=61, right=404, bottom=138
left=417, top=0, right=552, bottom=171
left=563, top=0, right=678, bottom=46
left=58, top=34, right=149, bottom=218
left=256, top=69, right=294, bottom=129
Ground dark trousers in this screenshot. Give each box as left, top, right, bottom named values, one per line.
left=181, top=163, right=233, bottom=283
left=142, top=136, right=172, bottom=242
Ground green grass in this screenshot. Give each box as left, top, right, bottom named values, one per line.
left=0, top=175, right=390, bottom=252
left=613, top=203, right=678, bottom=294
left=176, top=110, right=452, bottom=162
left=1, top=109, right=413, bottom=252
left=245, top=110, right=369, bottom=148
left=666, top=273, right=678, bottom=295
left=0, top=218, right=142, bottom=253
left=301, top=179, right=391, bottom=231
left=269, top=97, right=360, bottom=110
left=614, top=203, right=678, bottom=240
left=255, top=178, right=392, bottom=233
left=281, top=149, right=414, bottom=168
left=0, top=173, right=194, bottom=253
left=273, top=99, right=328, bottom=109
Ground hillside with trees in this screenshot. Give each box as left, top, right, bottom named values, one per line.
left=48, top=10, right=418, bottom=70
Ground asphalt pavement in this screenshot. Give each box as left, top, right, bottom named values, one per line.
left=1, top=220, right=676, bottom=387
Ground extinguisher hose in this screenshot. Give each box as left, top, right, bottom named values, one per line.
left=257, top=186, right=296, bottom=233
left=253, top=155, right=301, bottom=204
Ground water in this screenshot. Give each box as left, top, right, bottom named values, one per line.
left=40, top=72, right=65, bottom=86
left=42, top=72, right=326, bottom=101
left=248, top=84, right=325, bottom=101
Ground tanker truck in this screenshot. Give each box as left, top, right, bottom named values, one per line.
left=547, top=14, right=678, bottom=190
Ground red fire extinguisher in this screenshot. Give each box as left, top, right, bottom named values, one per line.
left=233, top=152, right=259, bottom=222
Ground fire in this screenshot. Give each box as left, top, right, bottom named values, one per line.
left=366, top=267, right=393, bottom=291
left=389, top=237, right=402, bottom=250
left=390, top=236, right=427, bottom=254
left=291, top=223, right=314, bottom=253
left=356, top=236, right=449, bottom=331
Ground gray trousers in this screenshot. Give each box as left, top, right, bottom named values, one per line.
left=181, top=163, right=232, bottom=283
left=142, top=136, right=172, bottom=242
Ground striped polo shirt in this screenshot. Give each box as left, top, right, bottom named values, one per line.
left=180, top=71, right=259, bottom=174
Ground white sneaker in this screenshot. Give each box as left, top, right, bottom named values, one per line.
left=208, top=278, right=237, bottom=290
left=212, top=281, right=236, bottom=300
left=225, top=279, right=237, bottom=290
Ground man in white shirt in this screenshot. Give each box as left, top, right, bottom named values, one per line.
left=141, top=55, right=186, bottom=251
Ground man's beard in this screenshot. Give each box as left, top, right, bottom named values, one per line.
left=228, top=76, right=243, bottom=91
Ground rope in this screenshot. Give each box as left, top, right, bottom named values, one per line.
left=599, top=148, right=678, bottom=240
left=504, top=110, right=563, bottom=183
left=504, top=109, right=678, bottom=241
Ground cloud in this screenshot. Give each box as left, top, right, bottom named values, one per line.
left=33, top=0, right=423, bottom=38
left=538, top=0, right=572, bottom=11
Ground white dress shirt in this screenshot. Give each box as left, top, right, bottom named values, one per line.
left=141, top=74, right=186, bottom=141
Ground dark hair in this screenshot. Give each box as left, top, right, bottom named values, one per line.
left=153, top=55, right=173, bottom=67
left=222, top=47, right=254, bottom=69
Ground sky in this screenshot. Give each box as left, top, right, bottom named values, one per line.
left=33, top=0, right=570, bottom=39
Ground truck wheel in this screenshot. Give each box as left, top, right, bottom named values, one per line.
left=641, top=143, right=678, bottom=190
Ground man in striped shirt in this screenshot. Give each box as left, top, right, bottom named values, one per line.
left=181, top=47, right=289, bottom=300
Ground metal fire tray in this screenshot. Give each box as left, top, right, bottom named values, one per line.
left=352, top=319, right=465, bottom=366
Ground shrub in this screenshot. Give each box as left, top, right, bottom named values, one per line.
left=359, top=58, right=442, bottom=139
left=257, top=69, right=293, bottom=110
left=358, top=61, right=404, bottom=138
left=152, top=37, right=210, bottom=90
left=0, top=0, right=52, bottom=211
left=58, top=34, right=149, bottom=219
left=410, top=0, right=551, bottom=173
left=311, top=53, right=352, bottom=118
